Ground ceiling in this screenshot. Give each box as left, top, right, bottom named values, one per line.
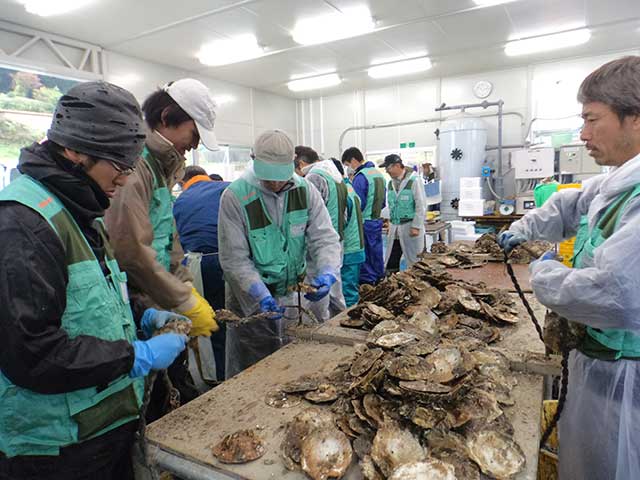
left=1, top=0, right=639, bottom=98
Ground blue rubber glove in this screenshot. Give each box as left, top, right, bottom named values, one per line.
left=305, top=274, right=337, bottom=302
left=129, top=334, right=188, bottom=378
left=538, top=250, right=556, bottom=262
left=140, top=308, right=191, bottom=339
left=497, top=231, right=528, bottom=254
left=259, top=296, right=285, bottom=319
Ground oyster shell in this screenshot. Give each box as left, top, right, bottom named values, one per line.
left=374, top=332, right=417, bottom=349
left=264, top=389, right=301, bottom=408
left=403, top=310, right=439, bottom=335
left=388, top=459, right=457, bottom=480
left=360, top=455, right=385, bottom=480
left=445, top=284, right=481, bottom=312
left=211, top=429, right=265, bottom=464
left=387, top=355, right=433, bottom=381
left=300, top=427, right=353, bottom=480
left=350, top=348, right=384, bottom=377
left=467, top=430, right=526, bottom=479
left=423, top=347, right=474, bottom=383
left=281, top=376, right=320, bottom=394
left=433, top=449, right=481, bottom=480
left=370, top=423, right=426, bottom=476
left=281, top=408, right=335, bottom=469
left=411, top=405, right=447, bottom=430
left=155, top=319, right=191, bottom=336
left=304, top=384, right=339, bottom=403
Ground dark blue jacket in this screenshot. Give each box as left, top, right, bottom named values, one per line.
left=174, top=180, right=230, bottom=254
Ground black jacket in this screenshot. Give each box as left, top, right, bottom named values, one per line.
left=0, top=142, right=135, bottom=394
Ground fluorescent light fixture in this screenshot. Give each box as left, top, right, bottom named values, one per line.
left=368, top=57, right=432, bottom=79
left=287, top=73, right=341, bottom=92
left=473, top=0, right=519, bottom=6
left=197, top=34, right=264, bottom=66
left=505, top=28, right=591, bottom=56
left=292, top=6, right=375, bottom=46
left=213, top=94, right=235, bottom=106
left=17, top=0, right=93, bottom=16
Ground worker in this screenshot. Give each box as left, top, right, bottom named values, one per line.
left=219, top=130, right=341, bottom=377
left=341, top=146, right=386, bottom=284
left=0, top=81, right=188, bottom=479
left=105, top=78, right=219, bottom=410
left=296, top=146, right=347, bottom=319
left=174, top=165, right=230, bottom=380
left=332, top=158, right=366, bottom=306
left=498, top=56, right=640, bottom=480
left=381, top=154, right=426, bottom=272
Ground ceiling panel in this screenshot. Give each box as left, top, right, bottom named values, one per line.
left=585, top=0, right=640, bottom=25
left=505, top=0, right=586, bottom=37
left=372, top=20, right=448, bottom=57
left=0, top=0, right=239, bottom=46
left=432, top=7, right=513, bottom=51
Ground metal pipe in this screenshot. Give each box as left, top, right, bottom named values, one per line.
left=486, top=144, right=526, bottom=151
left=435, top=100, right=503, bottom=112
left=149, top=446, right=239, bottom=480
left=336, top=110, right=524, bottom=156
left=338, top=117, right=442, bottom=154
left=497, top=99, right=504, bottom=198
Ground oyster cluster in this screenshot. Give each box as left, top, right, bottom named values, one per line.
left=429, top=233, right=555, bottom=265
left=278, top=330, right=526, bottom=479
left=276, top=258, right=529, bottom=479
left=211, top=429, right=266, bottom=464
left=346, top=260, right=519, bottom=331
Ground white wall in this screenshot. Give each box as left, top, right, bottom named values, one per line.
left=296, top=48, right=640, bottom=167
left=104, top=51, right=297, bottom=148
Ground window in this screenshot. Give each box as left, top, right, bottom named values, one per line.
left=193, top=144, right=252, bottom=182
left=0, top=66, right=79, bottom=189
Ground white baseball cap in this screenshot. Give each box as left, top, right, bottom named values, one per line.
left=253, top=130, right=295, bottom=181
left=163, top=78, right=218, bottom=150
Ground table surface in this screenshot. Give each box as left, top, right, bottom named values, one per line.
left=446, top=261, right=532, bottom=292
left=145, top=341, right=543, bottom=480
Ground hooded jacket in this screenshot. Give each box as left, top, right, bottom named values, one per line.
left=104, top=129, right=192, bottom=310
left=0, top=142, right=134, bottom=394
left=511, top=153, right=640, bottom=331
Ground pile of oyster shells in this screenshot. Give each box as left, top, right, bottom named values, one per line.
left=429, top=233, right=554, bottom=267
left=274, top=260, right=527, bottom=479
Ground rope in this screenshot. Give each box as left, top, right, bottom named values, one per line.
left=502, top=250, right=570, bottom=451
left=503, top=251, right=544, bottom=343
left=540, top=317, right=571, bottom=450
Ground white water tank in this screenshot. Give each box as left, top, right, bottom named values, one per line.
left=438, top=117, right=488, bottom=219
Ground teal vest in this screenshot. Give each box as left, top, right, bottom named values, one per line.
left=343, top=182, right=365, bottom=262
left=573, top=184, right=640, bottom=360
left=0, top=175, right=143, bottom=457
left=228, top=177, right=309, bottom=297
left=355, top=166, right=385, bottom=221
left=388, top=174, right=416, bottom=225
left=142, top=147, right=174, bottom=271
left=311, top=169, right=348, bottom=240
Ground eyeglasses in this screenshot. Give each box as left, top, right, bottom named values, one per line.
left=108, top=160, right=135, bottom=177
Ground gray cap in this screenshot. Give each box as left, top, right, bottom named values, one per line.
left=253, top=130, right=295, bottom=181
left=164, top=78, right=218, bottom=150
left=47, top=81, right=146, bottom=168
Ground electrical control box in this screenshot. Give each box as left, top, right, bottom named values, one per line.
left=516, top=195, right=536, bottom=215
left=512, top=148, right=555, bottom=179
left=559, top=146, right=601, bottom=175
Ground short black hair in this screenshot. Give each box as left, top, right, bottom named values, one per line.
left=141, top=85, right=192, bottom=129
left=209, top=173, right=223, bottom=181
left=330, top=158, right=344, bottom=176
left=295, top=145, right=319, bottom=164
left=341, top=146, right=364, bottom=164
left=182, top=165, right=208, bottom=183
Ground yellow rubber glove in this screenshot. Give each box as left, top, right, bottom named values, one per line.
left=177, top=288, right=218, bottom=336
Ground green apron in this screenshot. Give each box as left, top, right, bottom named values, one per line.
left=388, top=176, right=416, bottom=225
left=142, top=147, right=174, bottom=271
left=0, top=175, right=143, bottom=457
left=355, top=167, right=385, bottom=221
left=228, top=177, right=309, bottom=297
left=343, top=182, right=365, bottom=263
left=573, top=185, right=640, bottom=359
left=310, top=169, right=348, bottom=240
